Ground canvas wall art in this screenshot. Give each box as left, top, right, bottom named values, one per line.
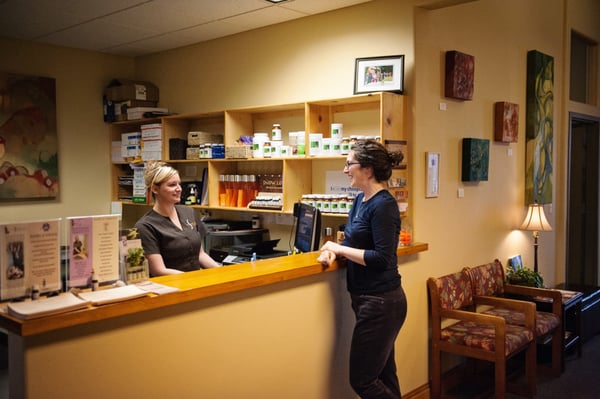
left=525, top=50, right=553, bottom=204
left=0, top=73, right=59, bottom=200
left=494, top=101, right=519, bottom=143
left=445, top=50, right=475, bottom=100
left=462, top=138, right=489, bottom=182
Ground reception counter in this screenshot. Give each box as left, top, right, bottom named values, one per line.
left=0, top=243, right=427, bottom=399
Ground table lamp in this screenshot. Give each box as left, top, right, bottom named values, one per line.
left=520, top=203, right=553, bottom=273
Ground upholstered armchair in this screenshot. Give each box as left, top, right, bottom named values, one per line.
left=427, top=270, right=537, bottom=399
left=465, top=259, right=563, bottom=377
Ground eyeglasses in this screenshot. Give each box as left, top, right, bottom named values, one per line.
left=344, top=161, right=360, bottom=169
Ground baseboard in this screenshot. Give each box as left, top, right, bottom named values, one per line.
left=404, top=383, right=430, bottom=399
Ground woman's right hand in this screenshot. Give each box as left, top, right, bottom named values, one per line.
left=317, top=248, right=336, bottom=267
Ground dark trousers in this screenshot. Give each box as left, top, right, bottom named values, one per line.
left=349, top=285, right=407, bottom=399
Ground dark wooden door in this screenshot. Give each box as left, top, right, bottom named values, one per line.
left=567, top=113, right=599, bottom=286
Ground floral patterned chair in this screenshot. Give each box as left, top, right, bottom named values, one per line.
left=465, top=259, right=563, bottom=377
left=427, top=270, right=537, bottom=399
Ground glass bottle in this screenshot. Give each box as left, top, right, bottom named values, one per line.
left=399, top=204, right=413, bottom=246
left=218, top=174, right=227, bottom=206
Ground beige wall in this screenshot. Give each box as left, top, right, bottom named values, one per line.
left=1, top=0, right=600, bottom=397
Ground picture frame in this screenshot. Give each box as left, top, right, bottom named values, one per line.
left=426, top=152, right=440, bottom=198
left=508, top=254, right=524, bottom=271
left=354, top=55, right=404, bottom=94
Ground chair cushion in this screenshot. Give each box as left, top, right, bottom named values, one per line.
left=436, top=271, right=474, bottom=310
left=441, top=320, right=534, bottom=355
left=482, top=308, right=560, bottom=336
left=468, top=260, right=505, bottom=296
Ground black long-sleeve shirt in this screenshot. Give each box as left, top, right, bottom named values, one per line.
left=343, top=190, right=401, bottom=294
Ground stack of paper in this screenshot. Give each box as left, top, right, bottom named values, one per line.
left=7, top=293, right=90, bottom=320
left=76, top=284, right=149, bottom=305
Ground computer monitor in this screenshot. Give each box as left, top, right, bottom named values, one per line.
left=293, top=202, right=321, bottom=253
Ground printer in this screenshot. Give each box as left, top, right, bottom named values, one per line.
left=204, top=220, right=288, bottom=265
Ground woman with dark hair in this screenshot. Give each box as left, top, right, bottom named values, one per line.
left=135, top=161, right=220, bottom=276
left=318, top=140, right=407, bottom=399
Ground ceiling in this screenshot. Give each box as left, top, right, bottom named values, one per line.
left=0, top=0, right=376, bottom=57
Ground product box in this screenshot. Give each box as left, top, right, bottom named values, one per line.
left=121, top=132, right=141, bottom=146
left=105, top=79, right=159, bottom=102
left=141, top=123, right=163, bottom=140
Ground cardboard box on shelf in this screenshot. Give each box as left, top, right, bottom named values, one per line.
left=105, top=79, right=159, bottom=102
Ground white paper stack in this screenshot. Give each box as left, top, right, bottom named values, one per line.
left=7, top=293, right=90, bottom=320
left=76, top=284, right=149, bottom=306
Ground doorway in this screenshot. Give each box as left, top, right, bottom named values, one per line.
left=567, top=113, right=600, bottom=286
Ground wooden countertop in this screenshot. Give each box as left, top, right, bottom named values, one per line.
left=0, top=243, right=428, bottom=337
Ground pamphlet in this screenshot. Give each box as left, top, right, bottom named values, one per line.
left=119, top=228, right=150, bottom=284
left=0, top=219, right=62, bottom=300
left=67, top=215, right=120, bottom=288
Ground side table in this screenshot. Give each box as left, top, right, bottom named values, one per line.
left=557, top=289, right=583, bottom=364
left=533, top=288, right=583, bottom=372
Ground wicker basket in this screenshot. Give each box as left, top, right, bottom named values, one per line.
left=225, top=145, right=253, bottom=159
left=188, top=131, right=223, bottom=146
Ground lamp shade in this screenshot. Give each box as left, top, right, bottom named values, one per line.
left=520, top=203, right=552, bottom=232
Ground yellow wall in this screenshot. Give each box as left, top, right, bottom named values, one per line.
left=1, top=0, right=600, bottom=396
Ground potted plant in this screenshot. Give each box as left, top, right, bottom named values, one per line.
left=506, top=266, right=544, bottom=288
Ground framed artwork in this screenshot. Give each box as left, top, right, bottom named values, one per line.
left=354, top=55, right=404, bottom=94
left=525, top=50, right=553, bottom=204
left=508, top=255, right=524, bottom=271
left=426, top=152, right=440, bottom=198
left=494, top=102, right=519, bottom=143
left=461, top=138, right=489, bottom=182
left=0, top=73, right=59, bottom=200
left=445, top=50, right=475, bottom=100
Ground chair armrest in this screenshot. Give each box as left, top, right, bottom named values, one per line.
left=441, top=308, right=506, bottom=329
left=504, top=284, right=562, bottom=316
left=473, top=295, right=537, bottom=330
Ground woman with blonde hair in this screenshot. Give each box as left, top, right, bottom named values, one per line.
left=135, top=161, right=220, bottom=276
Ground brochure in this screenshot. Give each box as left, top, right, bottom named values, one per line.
left=0, top=219, right=62, bottom=300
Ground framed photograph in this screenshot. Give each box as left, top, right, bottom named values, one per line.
left=354, top=55, right=404, bottom=94
left=508, top=255, right=524, bottom=271
left=426, top=152, right=440, bottom=198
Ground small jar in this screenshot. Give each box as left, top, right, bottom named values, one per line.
left=263, top=141, right=272, bottom=158
left=321, top=194, right=331, bottom=213
left=341, top=138, right=350, bottom=155
left=272, top=124, right=282, bottom=141
left=338, top=195, right=348, bottom=214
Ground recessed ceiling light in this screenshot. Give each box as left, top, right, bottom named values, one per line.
left=265, top=0, right=289, bottom=4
